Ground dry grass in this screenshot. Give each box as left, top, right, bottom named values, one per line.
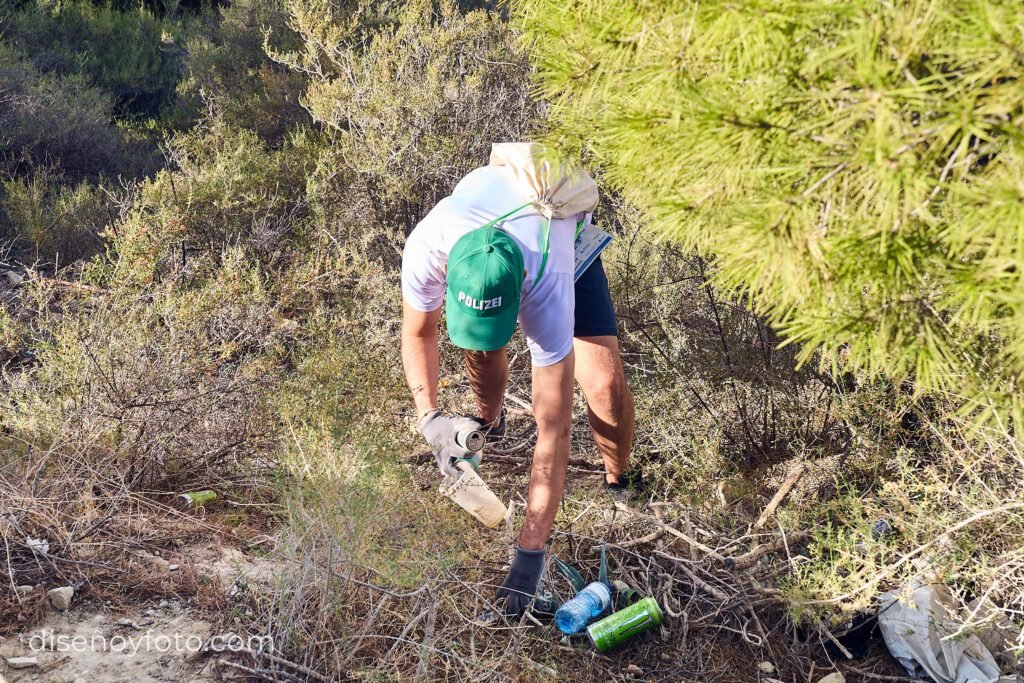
left=4, top=190, right=1020, bottom=681
left=0, top=4, right=1020, bottom=682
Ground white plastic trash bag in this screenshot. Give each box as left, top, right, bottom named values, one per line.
left=488, top=142, right=598, bottom=218
left=878, top=580, right=1011, bottom=683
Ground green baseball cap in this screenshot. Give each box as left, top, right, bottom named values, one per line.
left=446, top=227, right=525, bottom=351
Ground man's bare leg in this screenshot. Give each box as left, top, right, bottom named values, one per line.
left=463, top=348, right=508, bottom=426
left=519, top=351, right=575, bottom=550
left=573, top=335, right=634, bottom=485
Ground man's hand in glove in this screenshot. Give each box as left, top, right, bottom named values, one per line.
left=418, top=410, right=482, bottom=478
left=495, top=546, right=545, bottom=617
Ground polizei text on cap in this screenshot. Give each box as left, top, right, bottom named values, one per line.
left=457, top=292, right=502, bottom=311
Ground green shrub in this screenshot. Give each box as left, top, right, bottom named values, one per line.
left=0, top=172, right=111, bottom=262
left=274, top=0, right=541, bottom=233
left=178, top=0, right=310, bottom=142
left=518, top=0, right=1024, bottom=426
left=0, top=45, right=147, bottom=179
left=0, top=0, right=185, bottom=117
left=106, top=125, right=317, bottom=287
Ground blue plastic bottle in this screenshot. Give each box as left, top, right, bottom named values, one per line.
left=555, top=581, right=612, bottom=634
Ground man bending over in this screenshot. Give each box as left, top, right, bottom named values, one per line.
left=401, top=156, right=642, bottom=617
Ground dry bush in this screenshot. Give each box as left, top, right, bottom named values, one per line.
left=0, top=484, right=230, bottom=635
left=0, top=256, right=292, bottom=619
left=274, top=0, right=541, bottom=235
left=0, top=171, right=113, bottom=263
left=792, top=413, right=1024, bottom=611
left=107, top=125, right=317, bottom=288
left=3, top=262, right=285, bottom=489
left=0, top=46, right=142, bottom=180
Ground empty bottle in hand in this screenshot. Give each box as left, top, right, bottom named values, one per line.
left=555, top=581, right=611, bottom=634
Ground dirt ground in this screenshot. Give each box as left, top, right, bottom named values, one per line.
left=1, top=544, right=278, bottom=683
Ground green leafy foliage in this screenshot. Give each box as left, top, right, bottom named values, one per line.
left=518, top=0, right=1024, bottom=425
left=178, top=0, right=310, bottom=141
left=0, top=44, right=146, bottom=179
left=0, top=0, right=186, bottom=116
left=107, top=125, right=317, bottom=287
left=273, top=0, right=540, bottom=232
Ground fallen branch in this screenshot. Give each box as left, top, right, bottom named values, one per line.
left=726, top=531, right=810, bottom=571
left=753, top=463, right=807, bottom=530
left=654, top=550, right=730, bottom=601
left=590, top=528, right=663, bottom=552
left=616, top=503, right=726, bottom=562
left=841, top=662, right=918, bottom=682
left=214, top=643, right=329, bottom=682
left=817, top=617, right=853, bottom=660
left=413, top=590, right=438, bottom=683
left=218, top=658, right=305, bottom=683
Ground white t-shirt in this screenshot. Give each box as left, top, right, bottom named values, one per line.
left=402, top=165, right=577, bottom=367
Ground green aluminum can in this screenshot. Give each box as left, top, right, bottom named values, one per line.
left=179, top=490, right=217, bottom=507
left=586, top=597, right=663, bottom=653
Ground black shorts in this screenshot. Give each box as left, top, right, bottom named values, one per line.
left=573, top=256, right=618, bottom=338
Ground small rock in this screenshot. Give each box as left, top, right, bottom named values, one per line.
left=25, top=537, right=49, bottom=556
left=168, top=564, right=179, bottom=571
left=758, top=661, right=776, bottom=674
left=872, top=519, right=894, bottom=539
left=4, top=271, right=24, bottom=287
left=818, top=674, right=845, bottom=683
left=184, top=646, right=205, bottom=663
left=625, top=664, right=643, bottom=675
left=14, top=585, right=34, bottom=596
left=158, top=600, right=169, bottom=609
left=47, top=586, right=74, bottom=611
left=5, top=656, right=39, bottom=669
left=74, top=679, right=87, bottom=683
left=526, top=659, right=557, bottom=678
left=117, top=618, right=135, bottom=627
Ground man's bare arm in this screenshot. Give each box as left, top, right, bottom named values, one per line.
left=401, top=300, right=442, bottom=421
left=519, top=350, right=575, bottom=550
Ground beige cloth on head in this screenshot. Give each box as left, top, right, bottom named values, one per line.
left=488, top=143, right=599, bottom=218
